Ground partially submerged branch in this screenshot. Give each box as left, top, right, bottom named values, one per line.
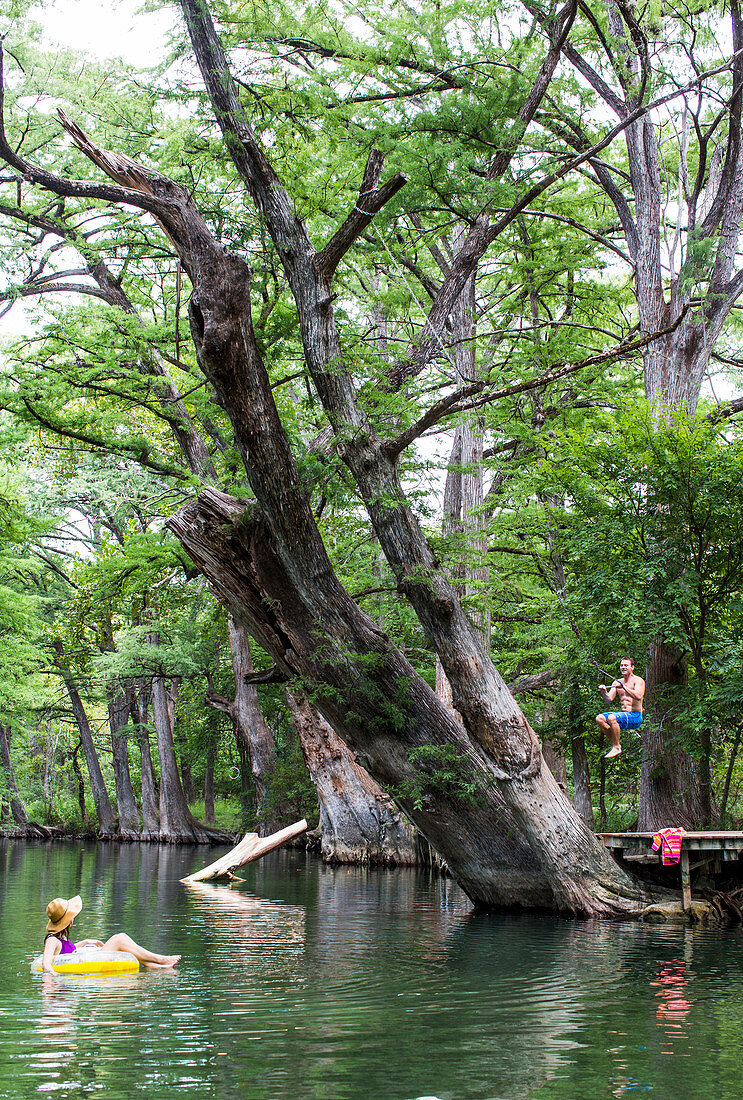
left=180, top=819, right=308, bottom=883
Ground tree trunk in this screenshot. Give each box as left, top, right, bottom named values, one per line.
left=107, top=680, right=140, bottom=837
left=435, top=246, right=489, bottom=707
left=720, top=722, right=743, bottom=825
left=0, top=724, right=30, bottom=828
left=151, top=673, right=210, bottom=842
left=204, top=734, right=217, bottom=824
left=53, top=641, right=117, bottom=835
left=70, top=742, right=88, bottom=825
left=41, top=719, right=57, bottom=813
left=571, top=733, right=594, bottom=830
left=542, top=737, right=567, bottom=789
left=170, top=490, right=649, bottom=914
left=180, top=758, right=196, bottom=804
left=568, top=686, right=594, bottom=828
left=129, top=683, right=160, bottom=839
left=639, top=641, right=708, bottom=830
left=598, top=757, right=607, bottom=829
left=181, top=819, right=308, bottom=883
left=228, top=618, right=277, bottom=830
left=285, top=688, right=419, bottom=865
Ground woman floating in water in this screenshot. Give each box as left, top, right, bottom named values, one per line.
left=42, top=895, right=180, bottom=973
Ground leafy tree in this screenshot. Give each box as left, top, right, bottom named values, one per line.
left=535, top=404, right=743, bottom=825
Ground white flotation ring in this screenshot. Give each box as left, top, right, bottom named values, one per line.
left=31, top=948, right=140, bottom=975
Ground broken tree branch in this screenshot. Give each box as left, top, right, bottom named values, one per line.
left=180, top=819, right=308, bottom=883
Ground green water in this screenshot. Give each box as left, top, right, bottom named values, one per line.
left=1, top=841, right=743, bottom=1099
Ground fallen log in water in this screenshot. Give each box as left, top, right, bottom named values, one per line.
left=180, top=819, right=308, bottom=883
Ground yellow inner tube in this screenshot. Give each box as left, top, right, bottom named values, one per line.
left=31, top=948, right=140, bottom=975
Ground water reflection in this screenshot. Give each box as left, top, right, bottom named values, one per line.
left=185, top=880, right=307, bottom=975
left=653, top=959, right=693, bottom=1050
left=35, top=974, right=78, bottom=1069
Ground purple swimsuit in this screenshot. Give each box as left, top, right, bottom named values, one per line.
left=58, top=939, right=76, bottom=954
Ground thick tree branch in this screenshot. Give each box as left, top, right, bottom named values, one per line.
left=700, top=0, right=743, bottom=240
left=508, top=669, right=558, bottom=695
left=705, top=395, right=743, bottom=423
left=204, top=689, right=234, bottom=716
left=315, top=149, right=407, bottom=278
left=269, top=37, right=477, bottom=91
left=409, top=212, right=452, bottom=277
left=0, top=194, right=219, bottom=480
left=242, top=665, right=287, bottom=685
left=178, top=0, right=314, bottom=260
left=0, top=47, right=176, bottom=219
left=497, top=205, right=633, bottom=266
left=0, top=280, right=113, bottom=305
left=16, top=397, right=190, bottom=480
left=487, top=0, right=578, bottom=182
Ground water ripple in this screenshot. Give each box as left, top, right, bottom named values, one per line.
left=3, top=845, right=743, bottom=1099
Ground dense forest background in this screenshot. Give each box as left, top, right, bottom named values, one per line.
left=1, top=0, right=743, bottom=880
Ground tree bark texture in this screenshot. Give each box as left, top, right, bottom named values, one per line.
left=567, top=685, right=594, bottom=828
left=639, top=641, right=708, bottom=830
left=180, top=757, right=197, bottom=804
left=151, top=674, right=215, bottom=842
left=228, top=618, right=277, bottom=829
left=542, top=737, right=567, bottom=789
left=285, top=688, right=419, bottom=865
left=571, top=733, right=594, bottom=830
left=0, top=724, right=30, bottom=827
left=70, top=743, right=88, bottom=826
left=107, top=680, right=140, bottom=837
left=443, top=238, right=489, bottom=644
left=181, top=819, right=308, bottom=883
left=129, top=684, right=160, bottom=839
left=53, top=642, right=117, bottom=836
left=204, top=734, right=217, bottom=825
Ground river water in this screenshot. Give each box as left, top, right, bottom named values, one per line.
left=1, top=840, right=742, bottom=1099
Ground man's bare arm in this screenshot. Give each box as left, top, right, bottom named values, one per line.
left=599, top=683, right=617, bottom=704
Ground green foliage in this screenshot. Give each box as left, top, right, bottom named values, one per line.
left=261, top=740, right=319, bottom=830
left=394, top=743, right=485, bottom=811
left=537, top=403, right=743, bottom=667
left=0, top=465, right=50, bottom=722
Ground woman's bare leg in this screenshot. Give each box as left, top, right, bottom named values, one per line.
left=103, top=932, right=180, bottom=967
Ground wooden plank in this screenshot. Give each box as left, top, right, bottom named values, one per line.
left=598, top=832, right=743, bottom=853
left=599, top=831, right=743, bottom=841
left=180, top=819, right=308, bottom=884
left=689, top=855, right=715, bottom=873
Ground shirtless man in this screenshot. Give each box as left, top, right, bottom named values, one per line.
left=596, top=656, right=645, bottom=760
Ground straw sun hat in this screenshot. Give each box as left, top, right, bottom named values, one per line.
left=45, top=895, right=82, bottom=933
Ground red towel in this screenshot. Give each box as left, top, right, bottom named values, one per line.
left=652, top=828, right=687, bottom=866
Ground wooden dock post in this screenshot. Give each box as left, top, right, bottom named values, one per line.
left=679, top=849, right=692, bottom=912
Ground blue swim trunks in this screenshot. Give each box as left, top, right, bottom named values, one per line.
left=601, top=711, right=643, bottom=730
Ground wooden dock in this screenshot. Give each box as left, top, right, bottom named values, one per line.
left=599, top=831, right=743, bottom=910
